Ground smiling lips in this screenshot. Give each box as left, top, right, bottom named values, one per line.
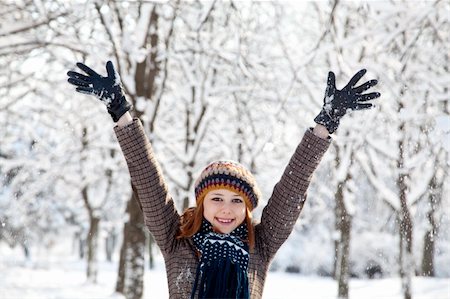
left=215, top=217, right=234, bottom=224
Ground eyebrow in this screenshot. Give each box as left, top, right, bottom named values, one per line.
left=211, top=193, right=242, bottom=197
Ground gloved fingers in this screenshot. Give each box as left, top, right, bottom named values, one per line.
left=76, top=62, right=100, bottom=77
left=355, top=103, right=374, bottom=110
left=75, top=86, right=95, bottom=95
left=325, top=71, right=336, bottom=97
left=67, top=71, right=91, bottom=82
left=68, top=77, right=91, bottom=87
left=353, top=79, right=378, bottom=94
left=106, top=61, right=116, bottom=79
left=346, top=69, right=367, bottom=89
left=358, top=92, right=381, bottom=102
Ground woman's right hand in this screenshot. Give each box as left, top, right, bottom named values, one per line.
left=67, top=61, right=132, bottom=122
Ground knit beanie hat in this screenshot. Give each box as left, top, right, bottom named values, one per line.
left=194, top=160, right=261, bottom=211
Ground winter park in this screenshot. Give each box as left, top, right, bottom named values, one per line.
left=0, top=1, right=449, bottom=299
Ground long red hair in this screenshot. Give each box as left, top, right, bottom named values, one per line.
left=176, top=195, right=255, bottom=250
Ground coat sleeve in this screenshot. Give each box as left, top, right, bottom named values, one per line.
left=255, top=128, right=331, bottom=262
left=114, top=118, right=180, bottom=254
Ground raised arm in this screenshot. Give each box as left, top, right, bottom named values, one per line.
left=256, top=127, right=330, bottom=261
left=114, top=117, right=180, bottom=254
left=67, top=61, right=180, bottom=254
left=256, top=69, right=380, bottom=261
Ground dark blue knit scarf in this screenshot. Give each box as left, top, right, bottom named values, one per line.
left=191, top=219, right=250, bottom=299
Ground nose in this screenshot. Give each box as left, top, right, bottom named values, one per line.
left=219, top=202, right=232, bottom=214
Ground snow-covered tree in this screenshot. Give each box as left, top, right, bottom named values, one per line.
left=357, top=1, right=449, bottom=298
left=1, top=2, right=449, bottom=299
left=0, top=0, right=129, bottom=284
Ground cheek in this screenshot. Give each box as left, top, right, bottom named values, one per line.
left=203, top=202, right=215, bottom=221
left=234, top=206, right=246, bottom=220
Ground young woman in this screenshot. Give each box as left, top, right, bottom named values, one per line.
left=67, top=61, right=380, bottom=299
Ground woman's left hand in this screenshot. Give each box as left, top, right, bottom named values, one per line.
left=314, top=69, right=381, bottom=134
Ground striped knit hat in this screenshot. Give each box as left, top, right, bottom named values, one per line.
left=194, top=160, right=261, bottom=211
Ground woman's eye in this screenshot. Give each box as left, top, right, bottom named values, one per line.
left=212, top=197, right=222, bottom=202
left=232, top=198, right=243, bottom=203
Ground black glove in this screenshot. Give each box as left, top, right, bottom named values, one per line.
left=314, top=69, right=380, bottom=134
left=67, top=61, right=132, bottom=122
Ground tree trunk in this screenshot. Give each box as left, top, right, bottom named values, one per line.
left=105, top=229, right=117, bottom=263
left=81, top=180, right=100, bottom=284
left=146, top=229, right=155, bottom=269
left=23, top=244, right=30, bottom=260
left=116, top=187, right=146, bottom=299
left=115, top=4, right=166, bottom=298
left=183, top=195, right=190, bottom=211
left=86, top=216, right=100, bottom=283
left=397, top=124, right=413, bottom=299
left=79, top=237, right=85, bottom=259
left=333, top=160, right=352, bottom=299
left=183, top=165, right=195, bottom=211
left=421, top=173, right=441, bottom=276
left=75, top=231, right=85, bottom=259
left=80, top=127, right=101, bottom=283
left=398, top=207, right=413, bottom=299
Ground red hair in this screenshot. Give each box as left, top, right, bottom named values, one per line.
left=176, top=195, right=255, bottom=250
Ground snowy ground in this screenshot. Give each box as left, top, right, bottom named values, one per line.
left=1, top=243, right=449, bottom=299
left=1, top=258, right=449, bottom=299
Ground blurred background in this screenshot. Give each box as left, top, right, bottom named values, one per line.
left=0, top=0, right=449, bottom=299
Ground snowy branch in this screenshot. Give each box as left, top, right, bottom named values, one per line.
left=356, top=152, right=399, bottom=211
left=0, top=12, right=69, bottom=37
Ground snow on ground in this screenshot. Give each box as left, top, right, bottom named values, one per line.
left=1, top=243, right=449, bottom=299
left=0, top=258, right=449, bottom=299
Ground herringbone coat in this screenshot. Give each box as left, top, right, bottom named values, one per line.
left=114, top=119, right=330, bottom=298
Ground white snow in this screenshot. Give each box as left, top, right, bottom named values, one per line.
left=324, top=95, right=334, bottom=114
left=0, top=256, right=448, bottom=299
left=1, top=1, right=449, bottom=299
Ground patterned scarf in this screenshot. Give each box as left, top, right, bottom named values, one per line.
left=191, top=219, right=250, bottom=299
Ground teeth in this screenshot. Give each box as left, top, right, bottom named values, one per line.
left=217, top=218, right=233, bottom=223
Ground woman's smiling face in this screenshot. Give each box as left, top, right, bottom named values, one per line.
left=203, top=189, right=247, bottom=234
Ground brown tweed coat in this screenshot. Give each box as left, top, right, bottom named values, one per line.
left=114, top=119, right=330, bottom=299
